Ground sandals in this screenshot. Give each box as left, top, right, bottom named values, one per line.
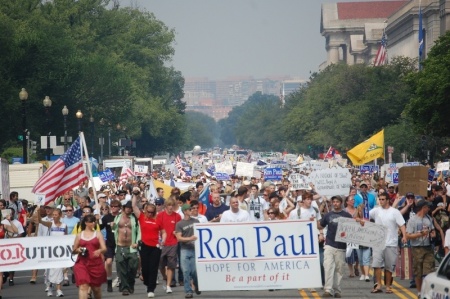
left=386, top=288, right=394, bottom=294
left=371, top=288, right=383, bottom=293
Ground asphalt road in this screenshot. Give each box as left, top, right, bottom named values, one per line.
left=0, top=268, right=420, bottom=299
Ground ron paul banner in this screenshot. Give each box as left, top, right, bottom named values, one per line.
left=0, top=235, right=76, bottom=272
left=195, top=220, right=321, bottom=291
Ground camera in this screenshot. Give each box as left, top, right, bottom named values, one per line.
left=79, top=247, right=88, bottom=257
left=254, top=212, right=260, bottom=219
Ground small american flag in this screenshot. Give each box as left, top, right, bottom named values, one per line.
left=120, top=165, right=134, bottom=181
left=32, top=136, right=87, bottom=205
left=175, top=155, right=186, bottom=178
left=373, top=31, right=387, bottom=66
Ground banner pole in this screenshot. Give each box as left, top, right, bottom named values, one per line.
left=80, top=132, right=98, bottom=208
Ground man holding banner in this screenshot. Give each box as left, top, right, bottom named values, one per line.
left=318, top=196, right=352, bottom=298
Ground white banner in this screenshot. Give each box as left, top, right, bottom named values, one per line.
left=289, top=174, right=311, bottom=190
left=308, top=167, right=352, bottom=196
left=335, top=218, right=387, bottom=249
left=0, top=235, right=76, bottom=272
left=191, top=161, right=204, bottom=176
left=195, top=220, right=321, bottom=291
left=437, top=162, right=449, bottom=172
left=134, top=165, right=148, bottom=176
left=235, top=162, right=254, bottom=178
left=215, top=161, right=234, bottom=175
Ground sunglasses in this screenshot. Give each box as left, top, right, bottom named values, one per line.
left=155, top=203, right=162, bottom=206
left=101, top=208, right=109, bottom=211
left=65, top=210, right=73, bottom=212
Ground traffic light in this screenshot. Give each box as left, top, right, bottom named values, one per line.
left=31, top=140, right=37, bottom=154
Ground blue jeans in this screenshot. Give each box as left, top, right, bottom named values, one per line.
left=180, top=249, right=198, bottom=294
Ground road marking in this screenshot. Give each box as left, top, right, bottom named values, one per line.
left=298, top=289, right=309, bottom=298
left=368, top=269, right=417, bottom=299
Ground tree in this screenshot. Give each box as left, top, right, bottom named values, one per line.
left=405, top=31, right=450, bottom=137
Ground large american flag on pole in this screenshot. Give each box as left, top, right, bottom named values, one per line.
left=119, top=165, right=134, bottom=181
left=373, top=31, right=388, bottom=66
left=32, top=136, right=87, bottom=205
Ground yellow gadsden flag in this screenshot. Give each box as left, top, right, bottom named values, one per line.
left=347, top=129, right=384, bottom=165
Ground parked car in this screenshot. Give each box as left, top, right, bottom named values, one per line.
left=420, top=252, right=450, bottom=299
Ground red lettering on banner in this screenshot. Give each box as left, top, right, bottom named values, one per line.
left=0, top=244, right=27, bottom=266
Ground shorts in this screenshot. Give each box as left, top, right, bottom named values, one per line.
left=159, top=245, right=178, bottom=269
left=372, top=246, right=397, bottom=272
left=411, top=246, right=435, bottom=277
left=104, top=246, right=115, bottom=259
left=357, top=247, right=371, bottom=266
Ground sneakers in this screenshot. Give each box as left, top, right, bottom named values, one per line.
left=185, top=293, right=193, bottom=298
left=47, top=289, right=53, bottom=297
left=113, top=277, right=120, bottom=287
left=56, top=290, right=64, bottom=297
left=122, top=290, right=130, bottom=296
left=334, top=293, right=342, bottom=298
left=8, top=279, right=14, bottom=286
left=322, top=292, right=333, bottom=298
left=365, top=275, right=370, bottom=282
left=310, top=288, right=317, bottom=292
left=147, top=292, right=155, bottom=298
left=166, top=286, right=173, bottom=294
left=359, top=275, right=365, bottom=281
left=45, top=284, right=51, bottom=292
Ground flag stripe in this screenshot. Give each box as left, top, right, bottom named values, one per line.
left=374, top=31, right=387, bottom=66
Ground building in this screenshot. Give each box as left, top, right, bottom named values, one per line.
left=183, top=76, right=305, bottom=121
left=320, top=0, right=450, bottom=68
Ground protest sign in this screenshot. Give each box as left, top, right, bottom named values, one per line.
left=235, top=162, right=254, bottom=177
left=437, top=162, right=449, bottom=172
left=0, top=235, right=76, bottom=272
left=289, top=173, right=310, bottom=190
left=195, top=220, right=321, bottom=291
left=335, top=218, right=387, bottom=249
left=398, top=166, right=428, bottom=197
left=133, top=165, right=148, bottom=176
left=428, top=169, right=436, bottom=182
left=264, top=168, right=283, bottom=181
left=191, top=161, right=204, bottom=176
left=308, top=167, right=352, bottom=196
left=215, top=161, right=234, bottom=175
left=359, top=165, right=379, bottom=174
left=214, top=172, right=230, bottom=181
left=98, top=169, right=115, bottom=182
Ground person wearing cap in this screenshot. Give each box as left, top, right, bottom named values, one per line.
left=406, top=199, right=437, bottom=296
left=318, top=195, right=352, bottom=298
left=112, top=199, right=141, bottom=295
left=386, top=183, right=397, bottom=203
left=175, top=204, right=201, bottom=298
left=366, top=192, right=406, bottom=294
left=154, top=198, right=165, bottom=214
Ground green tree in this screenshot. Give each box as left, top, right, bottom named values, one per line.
left=405, top=31, right=450, bottom=137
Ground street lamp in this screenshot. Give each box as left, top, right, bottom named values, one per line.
left=43, top=96, right=52, bottom=161
left=89, top=115, right=94, bottom=156
left=19, top=88, right=28, bottom=164
left=62, top=105, right=69, bottom=151
left=76, top=110, right=83, bottom=132
left=99, top=118, right=105, bottom=162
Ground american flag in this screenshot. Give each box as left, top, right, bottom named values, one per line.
left=175, top=155, right=186, bottom=178
left=373, top=31, right=387, bottom=66
left=32, top=136, right=87, bottom=205
left=119, top=165, right=134, bottom=181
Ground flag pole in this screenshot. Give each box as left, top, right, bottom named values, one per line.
left=80, top=132, right=98, bottom=208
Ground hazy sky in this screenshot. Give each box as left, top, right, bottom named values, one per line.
left=122, top=0, right=374, bottom=80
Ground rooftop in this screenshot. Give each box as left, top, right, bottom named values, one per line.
left=337, top=1, right=408, bottom=20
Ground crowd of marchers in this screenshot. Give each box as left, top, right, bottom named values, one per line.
left=0, top=168, right=449, bottom=299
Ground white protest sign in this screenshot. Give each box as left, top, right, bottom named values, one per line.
left=437, top=162, right=449, bottom=172
left=335, top=218, right=387, bottom=249
left=235, top=162, right=254, bottom=177
left=195, top=220, right=321, bottom=291
left=35, top=193, right=46, bottom=206
left=134, top=165, right=148, bottom=176
left=215, top=161, right=234, bottom=175
left=0, top=235, right=76, bottom=272
left=289, top=174, right=311, bottom=190
left=191, top=161, right=204, bottom=176
left=308, top=167, right=352, bottom=196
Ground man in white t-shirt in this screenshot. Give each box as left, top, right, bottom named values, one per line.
left=220, top=197, right=250, bottom=223
left=189, top=200, right=208, bottom=223
left=367, top=193, right=406, bottom=294
left=289, top=192, right=322, bottom=222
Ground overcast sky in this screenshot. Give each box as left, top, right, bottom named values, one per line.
left=121, top=0, right=376, bottom=80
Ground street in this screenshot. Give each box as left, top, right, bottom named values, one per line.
left=1, top=269, right=419, bottom=298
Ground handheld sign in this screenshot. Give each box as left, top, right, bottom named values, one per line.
left=335, top=218, right=387, bottom=249
left=35, top=193, right=46, bottom=206
left=264, top=168, right=282, bottom=181
left=308, top=168, right=352, bottom=196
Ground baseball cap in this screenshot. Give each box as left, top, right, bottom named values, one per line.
left=405, top=192, right=415, bottom=198
left=155, top=198, right=164, bottom=205
left=415, top=199, right=432, bottom=209
left=181, top=204, right=191, bottom=212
